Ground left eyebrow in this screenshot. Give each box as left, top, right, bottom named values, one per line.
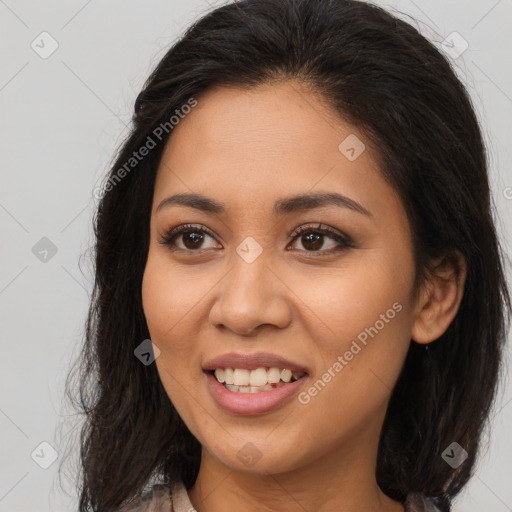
left=273, top=192, right=372, bottom=218
left=155, top=191, right=372, bottom=218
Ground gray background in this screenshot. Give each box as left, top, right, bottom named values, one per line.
left=1, top=1, right=511, bottom=510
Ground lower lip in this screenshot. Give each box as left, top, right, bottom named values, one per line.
left=204, top=371, right=308, bottom=415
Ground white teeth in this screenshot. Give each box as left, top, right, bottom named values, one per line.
left=233, top=369, right=250, bottom=386
left=267, top=367, right=281, bottom=383
left=225, top=383, right=281, bottom=393
left=249, top=384, right=275, bottom=393
left=249, top=367, right=268, bottom=386
left=280, top=369, right=292, bottom=383
left=212, top=366, right=306, bottom=388
left=224, top=368, right=234, bottom=385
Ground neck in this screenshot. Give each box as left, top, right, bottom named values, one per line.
left=187, top=427, right=404, bottom=512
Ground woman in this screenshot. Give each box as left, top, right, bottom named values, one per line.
left=63, top=0, right=511, bottom=511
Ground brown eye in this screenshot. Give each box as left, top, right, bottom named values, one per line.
left=180, top=230, right=205, bottom=250
left=292, top=231, right=338, bottom=252
left=288, top=223, right=353, bottom=255
left=159, top=224, right=220, bottom=252
left=159, top=222, right=353, bottom=256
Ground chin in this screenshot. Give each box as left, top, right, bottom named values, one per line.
left=205, top=435, right=306, bottom=476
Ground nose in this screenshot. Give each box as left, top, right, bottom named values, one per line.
left=208, top=250, right=292, bottom=336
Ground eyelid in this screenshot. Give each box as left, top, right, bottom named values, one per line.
left=158, top=222, right=354, bottom=254
left=289, top=222, right=353, bottom=245
left=158, top=223, right=220, bottom=248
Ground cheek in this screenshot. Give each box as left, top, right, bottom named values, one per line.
left=291, top=250, right=413, bottom=345
left=141, top=253, right=206, bottom=405
left=142, top=250, right=203, bottom=343
left=290, top=250, right=413, bottom=406
left=142, top=255, right=206, bottom=424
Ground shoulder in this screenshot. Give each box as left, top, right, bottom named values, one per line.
left=116, top=483, right=173, bottom=512
left=114, top=480, right=194, bottom=512
left=111, top=484, right=444, bottom=512
left=404, top=492, right=445, bottom=512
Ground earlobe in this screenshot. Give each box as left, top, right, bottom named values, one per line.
left=411, top=250, right=467, bottom=345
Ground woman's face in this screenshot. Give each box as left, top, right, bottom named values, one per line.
left=142, top=81, right=419, bottom=475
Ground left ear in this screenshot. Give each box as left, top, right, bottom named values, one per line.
left=411, top=250, right=467, bottom=344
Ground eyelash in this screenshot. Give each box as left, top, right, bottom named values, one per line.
left=158, top=223, right=354, bottom=256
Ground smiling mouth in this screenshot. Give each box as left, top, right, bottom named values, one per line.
left=206, top=368, right=308, bottom=394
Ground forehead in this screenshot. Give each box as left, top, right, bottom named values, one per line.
left=160, top=81, right=360, bottom=171
left=153, top=81, right=401, bottom=223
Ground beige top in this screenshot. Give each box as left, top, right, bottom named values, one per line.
left=117, top=480, right=443, bottom=512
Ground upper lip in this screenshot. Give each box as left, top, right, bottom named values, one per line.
left=203, top=352, right=309, bottom=373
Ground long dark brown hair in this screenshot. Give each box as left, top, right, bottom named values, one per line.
left=60, top=0, right=511, bottom=510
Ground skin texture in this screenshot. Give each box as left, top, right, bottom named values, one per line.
left=141, top=80, right=466, bottom=512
